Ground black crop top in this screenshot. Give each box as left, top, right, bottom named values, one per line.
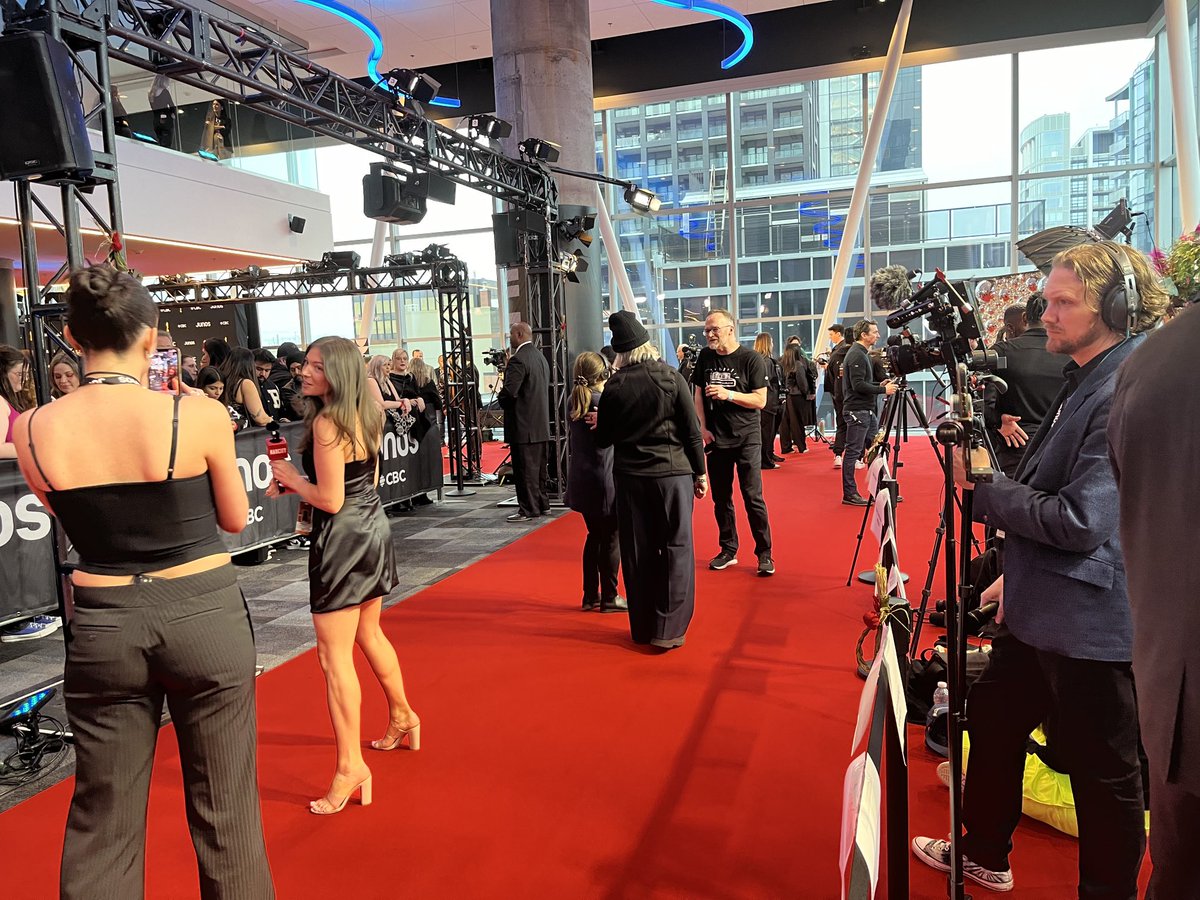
left=28, top=395, right=228, bottom=575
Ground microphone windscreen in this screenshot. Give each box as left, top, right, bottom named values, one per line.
left=869, top=265, right=914, bottom=311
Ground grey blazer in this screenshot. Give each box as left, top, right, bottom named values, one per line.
left=972, top=335, right=1143, bottom=662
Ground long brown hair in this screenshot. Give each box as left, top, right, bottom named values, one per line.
left=303, top=337, right=381, bottom=458
left=0, top=345, right=32, bottom=413
left=753, top=332, right=774, bottom=358
left=569, top=351, right=607, bottom=421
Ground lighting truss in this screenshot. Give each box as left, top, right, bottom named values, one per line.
left=1, top=0, right=558, bottom=215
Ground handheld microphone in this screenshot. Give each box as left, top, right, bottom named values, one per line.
left=265, top=421, right=290, bottom=493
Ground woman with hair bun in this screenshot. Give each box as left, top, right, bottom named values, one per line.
left=10, top=265, right=274, bottom=899
left=267, top=336, right=420, bottom=815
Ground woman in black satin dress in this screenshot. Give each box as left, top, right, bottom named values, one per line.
left=267, top=336, right=421, bottom=815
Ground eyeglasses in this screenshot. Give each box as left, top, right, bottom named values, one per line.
left=703, top=325, right=731, bottom=334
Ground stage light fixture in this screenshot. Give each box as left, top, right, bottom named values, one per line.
left=556, top=249, right=590, bottom=283
left=623, top=185, right=662, bottom=214
left=421, top=243, right=453, bottom=263
left=385, top=251, right=422, bottom=267
left=467, top=114, right=513, bottom=142
left=381, top=67, right=441, bottom=104
left=519, top=137, right=561, bottom=164
left=558, top=214, right=596, bottom=247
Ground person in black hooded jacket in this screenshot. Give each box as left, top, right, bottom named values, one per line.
left=595, top=312, right=706, bottom=651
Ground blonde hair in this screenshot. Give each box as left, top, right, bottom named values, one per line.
left=613, top=342, right=661, bottom=369
left=410, top=357, right=433, bottom=389
left=1051, top=241, right=1171, bottom=334
left=303, top=336, right=380, bottom=458
left=569, top=351, right=607, bottom=421
left=753, top=332, right=773, bottom=357
left=366, top=354, right=390, bottom=385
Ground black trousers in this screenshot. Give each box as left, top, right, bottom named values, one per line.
left=778, top=397, right=795, bottom=451
left=961, top=628, right=1144, bottom=899
left=580, top=509, right=620, bottom=603
left=707, top=441, right=772, bottom=557
left=831, top=394, right=847, bottom=455
left=614, top=473, right=695, bottom=644
left=511, top=440, right=548, bottom=517
left=781, top=396, right=808, bottom=453
left=759, top=408, right=780, bottom=465
left=62, top=566, right=274, bottom=900
left=1146, top=778, right=1200, bottom=899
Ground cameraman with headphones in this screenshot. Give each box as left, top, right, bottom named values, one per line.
left=913, top=242, right=1169, bottom=896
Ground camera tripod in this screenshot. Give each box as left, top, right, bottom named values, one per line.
left=845, top=375, right=947, bottom=586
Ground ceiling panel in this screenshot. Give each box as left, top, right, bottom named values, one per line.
left=209, top=0, right=827, bottom=78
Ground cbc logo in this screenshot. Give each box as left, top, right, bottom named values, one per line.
left=0, top=494, right=53, bottom=546
left=379, top=470, right=407, bottom=487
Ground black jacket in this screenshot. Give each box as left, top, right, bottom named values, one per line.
left=498, top=342, right=550, bottom=444
left=762, top=355, right=784, bottom=414
left=826, top=338, right=853, bottom=399
left=842, top=342, right=887, bottom=412
left=984, top=326, right=1070, bottom=475
left=566, top=389, right=615, bottom=518
left=594, top=359, right=705, bottom=478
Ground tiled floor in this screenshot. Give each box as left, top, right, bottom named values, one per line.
left=0, top=485, right=561, bottom=813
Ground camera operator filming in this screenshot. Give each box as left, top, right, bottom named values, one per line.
left=912, top=242, right=1170, bottom=897
left=839, top=320, right=898, bottom=506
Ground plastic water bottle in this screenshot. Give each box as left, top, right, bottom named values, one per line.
left=930, top=681, right=950, bottom=724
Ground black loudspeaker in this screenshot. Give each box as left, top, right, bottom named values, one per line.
left=0, top=32, right=95, bottom=183
left=363, top=172, right=427, bottom=224
left=288, top=214, right=307, bottom=233
left=492, top=210, right=546, bottom=267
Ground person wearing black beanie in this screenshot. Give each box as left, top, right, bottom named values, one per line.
left=595, top=312, right=706, bottom=650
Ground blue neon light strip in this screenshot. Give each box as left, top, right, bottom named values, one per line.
left=293, top=0, right=461, bottom=108
left=650, top=0, right=754, bottom=69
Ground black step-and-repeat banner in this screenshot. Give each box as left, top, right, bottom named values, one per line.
left=0, top=422, right=442, bottom=623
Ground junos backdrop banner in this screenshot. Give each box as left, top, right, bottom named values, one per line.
left=0, top=421, right=442, bottom=623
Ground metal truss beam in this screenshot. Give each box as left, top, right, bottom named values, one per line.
left=3, top=0, right=558, bottom=216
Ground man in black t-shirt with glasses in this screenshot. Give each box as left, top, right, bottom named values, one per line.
left=692, top=309, right=775, bottom=576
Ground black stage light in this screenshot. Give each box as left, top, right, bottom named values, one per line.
left=519, top=137, right=561, bottom=163
left=558, top=214, right=596, bottom=247
left=623, top=184, right=662, bottom=214
left=322, top=250, right=361, bottom=270
left=385, top=251, right=422, bottom=267
left=381, top=68, right=441, bottom=104
left=557, top=249, right=590, bottom=283
left=421, top=243, right=453, bottom=263
left=468, top=114, right=513, bottom=142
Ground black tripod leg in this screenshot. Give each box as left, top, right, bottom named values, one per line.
left=909, top=513, right=945, bottom=655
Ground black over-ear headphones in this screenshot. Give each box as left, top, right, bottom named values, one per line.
left=1096, top=243, right=1141, bottom=336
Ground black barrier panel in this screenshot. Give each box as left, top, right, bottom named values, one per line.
left=0, top=460, right=58, bottom=623
left=226, top=422, right=443, bottom=552
left=0, top=423, right=442, bottom=623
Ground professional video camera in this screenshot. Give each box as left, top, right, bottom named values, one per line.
left=869, top=265, right=1001, bottom=378
left=678, top=338, right=700, bottom=362
left=482, top=348, right=507, bottom=370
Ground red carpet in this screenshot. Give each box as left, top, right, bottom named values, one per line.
left=0, top=440, right=1147, bottom=897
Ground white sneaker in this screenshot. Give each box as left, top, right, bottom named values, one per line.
left=855, top=460, right=866, bottom=470
left=911, top=836, right=1013, bottom=892
left=833, top=455, right=843, bottom=468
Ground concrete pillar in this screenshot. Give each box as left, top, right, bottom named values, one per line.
left=490, top=0, right=602, bottom=353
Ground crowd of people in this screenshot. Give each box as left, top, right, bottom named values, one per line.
left=1, top=236, right=1197, bottom=898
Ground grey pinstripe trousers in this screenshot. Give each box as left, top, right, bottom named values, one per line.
left=62, top=565, right=274, bottom=900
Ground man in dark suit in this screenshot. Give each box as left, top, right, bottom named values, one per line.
left=984, top=294, right=1072, bottom=477
left=1108, top=301, right=1200, bottom=899
left=498, top=321, right=550, bottom=521
left=913, top=241, right=1170, bottom=896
